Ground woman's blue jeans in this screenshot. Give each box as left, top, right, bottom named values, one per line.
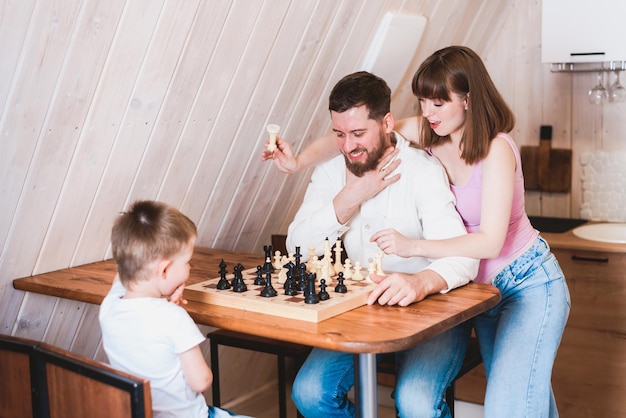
left=475, top=236, right=570, bottom=418
left=291, top=322, right=472, bottom=418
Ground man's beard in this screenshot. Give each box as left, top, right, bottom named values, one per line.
left=343, top=131, right=388, bottom=177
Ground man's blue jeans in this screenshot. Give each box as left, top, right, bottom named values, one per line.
left=291, top=322, right=472, bottom=418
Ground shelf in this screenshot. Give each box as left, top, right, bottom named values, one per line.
left=550, top=61, right=626, bottom=73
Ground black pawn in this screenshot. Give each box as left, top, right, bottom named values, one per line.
left=254, top=265, right=265, bottom=285
left=231, top=263, right=247, bottom=293
left=335, top=272, right=347, bottom=294
left=318, top=279, right=330, bottom=301
left=216, top=259, right=231, bottom=290
left=260, top=270, right=278, bottom=297
left=304, top=273, right=319, bottom=304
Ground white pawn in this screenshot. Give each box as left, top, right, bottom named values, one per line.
left=367, top=262, right=376, bottom=282
left=375, top=252, right=385, bottom=276
left=314, top=257, right=323, bottom=279
left=343, top=259, right=353, bottom=279
left=308, top=244, right=316, bottom=260
left=352, top=261, right=363, bottom=281
left=308, top=254, right=319, bottom=273
left=273, top=250, right=283, bottom=270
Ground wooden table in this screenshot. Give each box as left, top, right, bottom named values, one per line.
left=14, top=247, right=500, bottom=417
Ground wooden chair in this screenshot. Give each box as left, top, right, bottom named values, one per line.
left=0, top=334, right=152, bottom=418
left=208, top=329, right=311, bottom=418
left=0, top=335, right=37, bottom=418
left=36, top=342, right=152, bottom=418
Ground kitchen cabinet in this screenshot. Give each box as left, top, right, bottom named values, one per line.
left=455, top=234, right=626, bottom=417
left=550, top=247, right=626, bottom=417
left=542, top=0, right=626, bottom=63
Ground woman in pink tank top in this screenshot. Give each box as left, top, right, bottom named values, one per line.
left=262, top=46, right=570, bottom=418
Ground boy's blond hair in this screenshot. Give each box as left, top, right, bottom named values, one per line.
left=111, top=200, right=197, bottom=285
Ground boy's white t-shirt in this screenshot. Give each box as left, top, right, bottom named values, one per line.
left=99, top=280, right=208, bottom=418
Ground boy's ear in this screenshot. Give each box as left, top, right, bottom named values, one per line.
left=156, top=258, right=171, bottom=277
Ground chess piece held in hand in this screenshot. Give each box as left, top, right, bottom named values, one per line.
left=266, top=124, right=280, bottom=153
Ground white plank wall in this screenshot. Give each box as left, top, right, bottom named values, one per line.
left=2, top=0, right=626, bottom=409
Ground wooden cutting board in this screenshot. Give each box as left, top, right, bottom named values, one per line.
left=520, top=138, right=571, bottom=193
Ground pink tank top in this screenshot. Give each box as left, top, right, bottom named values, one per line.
left=450, top=133, right=538, bottom=283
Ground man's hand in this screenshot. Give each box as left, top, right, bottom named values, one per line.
left=333, top=147, right=401, bottom=225
left=366, top=270, right=447, bottom=306
left=344, top=147, right=401, bottom=201
left=260, top=137, right=300, bottom=174
left=370, top=228, right=420, bottom=257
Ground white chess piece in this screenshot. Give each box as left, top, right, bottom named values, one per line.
left=266, top=124, right=280, bottom=153
left=277, top=263, right=288, bottom=284
left=333, top=239, right=344, bottom=273
left=367, top=262, right=376, bottom=282
left=273, top=250, right=282, bottom=270
left=321, top=238, right=335, bottom=276
left=308, top=254, right=318, bottom=273
left=343, top=259, right=353, bottom=279
left=352, top=261, right=363, bottom=281
left=375, top=252, right=385, bottom=276
left=314, top=257, right=323, bottom=278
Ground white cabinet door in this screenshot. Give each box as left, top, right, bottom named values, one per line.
left=542, top=0, right=626, bottom=63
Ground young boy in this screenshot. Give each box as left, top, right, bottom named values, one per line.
left=99, top=200, right=249, bottom=418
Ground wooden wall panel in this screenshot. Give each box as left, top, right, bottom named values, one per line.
left=35, top=0, right=164, bottom=273
left=74, top=0, right=202, bottom=264
left=0, top=0, right=37, bottom=118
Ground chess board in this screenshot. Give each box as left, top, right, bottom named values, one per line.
left=184, top=266, right=376, bottom=323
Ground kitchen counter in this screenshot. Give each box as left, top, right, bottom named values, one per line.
left=541, top=227, right=626, bottom=253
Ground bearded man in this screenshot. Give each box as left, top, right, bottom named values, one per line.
left=286, top=71, right=478, bottom=417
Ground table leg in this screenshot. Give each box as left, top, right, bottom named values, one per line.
left=354, top=353, right=378, bottom=418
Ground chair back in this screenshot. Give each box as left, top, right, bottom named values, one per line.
left=0, top=334, right=152, bottom=418
left=0, top=335, right=37, bottom=418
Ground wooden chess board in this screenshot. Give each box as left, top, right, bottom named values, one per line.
left=184, top=266, right=376, bottom=322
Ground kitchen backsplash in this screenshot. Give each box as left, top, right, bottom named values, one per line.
left=579, top=151, right=626, bottom=222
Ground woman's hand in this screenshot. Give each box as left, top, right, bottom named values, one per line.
left=371, top=228, right=421, bottom=258
left=260, top=137, right=301, bottom=174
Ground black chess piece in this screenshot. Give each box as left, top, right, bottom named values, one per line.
left=216, top=259, right=231, bottom=290
left=260, top=270, right=278, bottom=297
left=284, top=262, right=299, bottom=296
left=318, top=278, right=330, bottom=301
left=335, top=272, right=347, bottom=293
left=293, top=246, right=302, bottom=284
left=304, top=272, right=319, bottom=304
left=263, top=245, right=275, bottom=273
left=297, top=263, right=307, bottom=292
left=231, top=263, right=247, bottom=293
left=254, top=265, right=265, bottom=285
left=282, top=261, right=298, bottom=296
